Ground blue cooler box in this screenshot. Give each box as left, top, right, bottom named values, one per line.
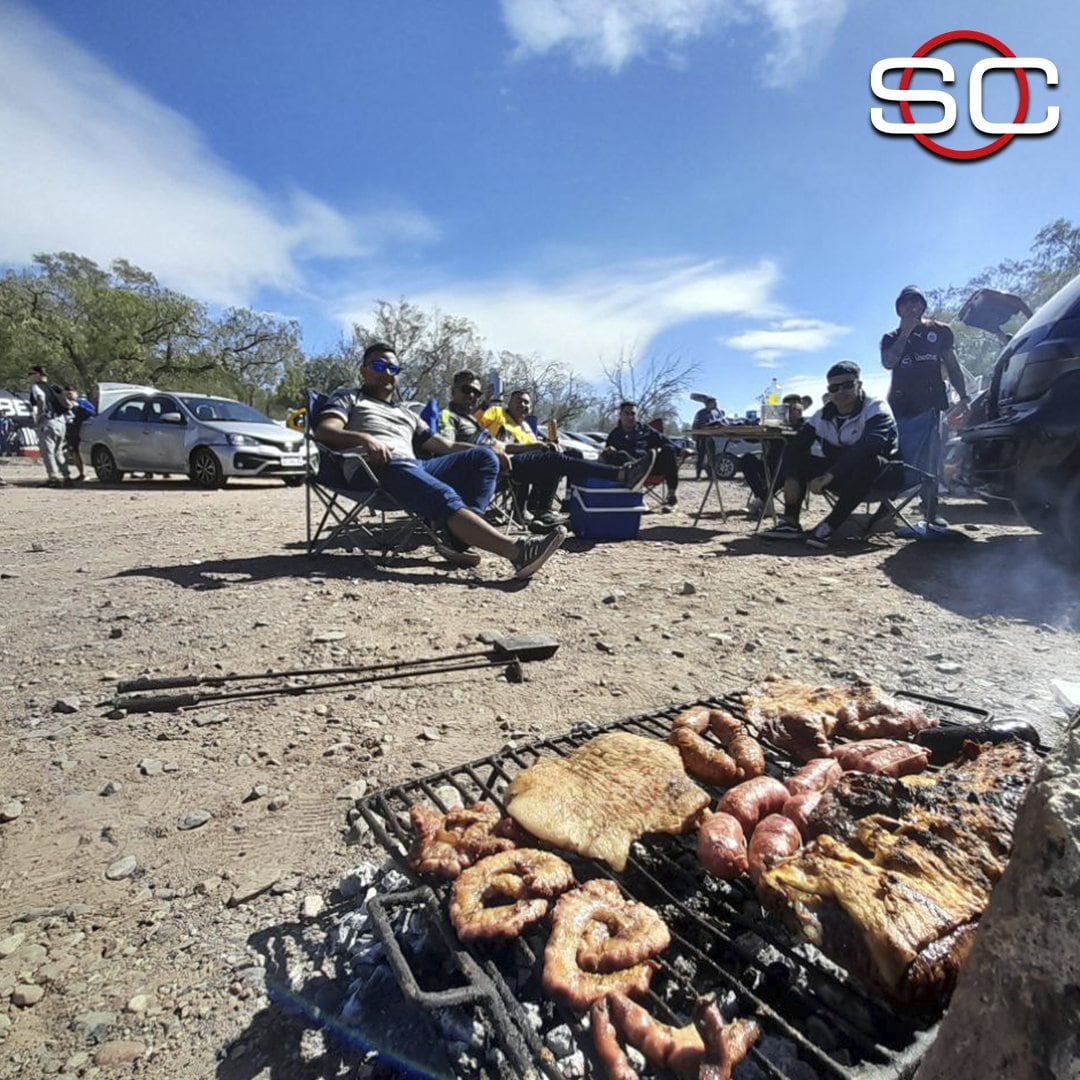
left=569, top=479, right=646, bottom=540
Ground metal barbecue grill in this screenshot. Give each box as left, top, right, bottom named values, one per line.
left=349, top=691, right=995, bottom=1080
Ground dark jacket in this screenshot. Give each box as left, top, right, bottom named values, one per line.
left=788, top=394, right=896, bottom=483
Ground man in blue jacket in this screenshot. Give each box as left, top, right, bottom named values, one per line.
left=762, top=362, right=897, bottom=549
left=602, top=402, right=683, bottom=506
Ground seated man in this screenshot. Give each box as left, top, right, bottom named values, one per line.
left=741, top=393, right=807, bottom=512
left=601, top=401, right=683, bottom=506
left=315, top=343, right=565, bottom=579
left=441, top=375, right=656, bottom=531
left=762, top=361, right=897, bottom=550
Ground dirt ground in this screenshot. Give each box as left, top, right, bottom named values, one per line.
left=1, top=453, right=1078, bottom=1079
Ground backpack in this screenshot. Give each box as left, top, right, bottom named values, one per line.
left=43, top=382, right=72, bottom=417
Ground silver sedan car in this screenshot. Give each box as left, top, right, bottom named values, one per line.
left=81, top=390, right=308, bottom=487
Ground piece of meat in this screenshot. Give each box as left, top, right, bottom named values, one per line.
left=590, top=996, right=640, bottom=1080
left=782, top=791, right=823, bottom=836
left=738, top=677, right=849, bottom=760
left=505, top=733, right=710, bottom=871
left=748, top=814, right=801, bottom=883
left=697, top=812, right=749, bottom=879
left=669, top=707, right=765, bottom=787
left=716, top=776, right=789, bottom=837
left=695, top=997, right=761, bottom=1080
left=758, top=741, right=1042, bottom=1005
left=784, top=758, right=843, bottom=797
left=408, top=802, right=524, bottom=878
left=449, top=849, right=576, bottom=943
left=593, top=993, right=707, bottom=1077
left=543, top=880, right=667, bottom=1009
left=833, top=686, right=939, bottom=740
left=831, top=739, right=931, bottom=777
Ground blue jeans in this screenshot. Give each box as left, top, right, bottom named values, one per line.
left=896, top=410, right=941, bottom=512
left=366, top=448, right=499, bottom=525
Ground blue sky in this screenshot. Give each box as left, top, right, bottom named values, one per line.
left=1, top=0, right=1075, bottom=417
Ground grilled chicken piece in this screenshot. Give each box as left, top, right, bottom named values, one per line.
left=833, top=686, right=939, bottom=740
left=505, top=733, right=710, bottom=871
left=759, top=741, right=1041, bottom=1005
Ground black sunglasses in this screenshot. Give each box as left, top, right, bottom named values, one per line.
left=461, top=386, right=482, bottom=396
left=827, top=379, right=857, bottom=393
left=368, top=359, right=401, bottom=375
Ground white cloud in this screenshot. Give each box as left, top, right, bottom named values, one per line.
left=724, top=316, right=851, bottom=359
left=0, top=5, right=436, bottom=306
left=337, top=257, right=783, bottom=378
left=499, top=0, right=850, bottom=84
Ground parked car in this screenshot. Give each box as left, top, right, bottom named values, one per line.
left=81, top=386, right=309, bottom=487
left=555, top=430, right=600, bottom=461
left=959, top=271, right=1080, bottom=559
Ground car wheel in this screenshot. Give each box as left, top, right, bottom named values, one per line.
left=283, top=476, right=305, bottom=487
left=189, top=447, right=226, bottom=489
left=1050, top=473, right=1080, bottom=567
left=91, top=446, right=125, bottom=484
left=716, top=453, right=738, bottom=481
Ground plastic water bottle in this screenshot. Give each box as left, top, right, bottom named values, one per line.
left=762, top=377, right=783, bottom=425
left=764, top=377, right=781, bottom=406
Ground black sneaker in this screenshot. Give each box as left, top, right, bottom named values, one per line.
left=761, top=517, right=804, bottom=540
left=434, top=527, right=482, bottom=568
left=665, top=492, right=679, bottom=507
left=805, top=522, right=833, bottom=550
left=511, top=525, right=567, bottom=579
left=529, top=509, right=568, bottom=534
left=620, top=450, right=658, bottom=492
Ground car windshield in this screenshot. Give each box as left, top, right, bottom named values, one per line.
left=179, top=397, right=273, bottom=423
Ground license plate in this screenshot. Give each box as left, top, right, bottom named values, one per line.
left=281, top=455, right=303, bottom=467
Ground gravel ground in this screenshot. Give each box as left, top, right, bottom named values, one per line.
left=1, top=455, right=1077, bottom=1079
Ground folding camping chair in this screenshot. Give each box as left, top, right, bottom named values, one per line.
left=823, top=458, right=937, bottom=540
left=303, top=391, right=443, bottom=562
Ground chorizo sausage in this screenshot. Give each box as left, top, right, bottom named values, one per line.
left=697, top=812, right=749, bottom=879
left=747, top=814, right=802, bottom=883
left=717, top=776, right=789, bottom=837
left=781, top=791, right=823, bottom=836
left=783, top=758, right=842, bottom=797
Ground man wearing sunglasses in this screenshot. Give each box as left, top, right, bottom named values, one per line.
left=440, top=371, right=656, bottom=531
left=315, top=344, right=566, bottom=579
left=880, top=285, right=968, bottom=525
left=762, top=361, right=897, bottom=549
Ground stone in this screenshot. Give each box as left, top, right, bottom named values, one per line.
left=914, top=712, right=1080, bottom=1080
left=99, top=781, right=122, bottom=796
left=0, top=1014, right=11, bottom=1037
left=0, top=932, right=25, bottom=958
left=678, top=581, right=697, bottom=595
left=53, top=697, right=81, bottom=714
left=125, top=993, right=150, bottom=1013
left=105, top=855, right=137, bottom=881
left=335, top=780, right=367, bottom=801
left=1, top=801, right=23, bottom=823
left=228, top=869, right=281, bottom=907
left=177, top=810, right=211, bottom=830
left=300, top=895, right=324, bottom=920
left=267, top=795, right=289, bottom=812
left=12, top=983, right=45, bottom=1006
left=93, top=1040, right=145, bottom=1067
left=138, top=758, right=163, bottom=777
left=311, top=630, right=346, bottom=643
left=935, top=660, right=962, bottom=674
left=243, top=784, right=269, bottom=802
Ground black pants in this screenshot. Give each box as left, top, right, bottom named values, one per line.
left=740, top=442, right=784, bottom=501
left=509, top=448, right=625, bottom=514
left=783, top=446, right=890, bottom=531
left=605, top=446, right=679, bottom=491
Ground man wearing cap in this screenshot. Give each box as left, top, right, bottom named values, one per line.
left=691, top=396, right=723, bottom=480
left=880, top=286, right=968, bottom=524
left=762, top=362, right=897, bottom=549
left=28, top=365, right=73, bottom=487
left=439, top=370, right=656, bottom=531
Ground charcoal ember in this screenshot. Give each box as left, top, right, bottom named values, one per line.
left=671, top=953, right=696, bottom=981
left=379, top=867, right=412, bottom=893
left=338, top=862, right=380, bottom=899
left=433, top=784, right=465, bottom=810
left=757, top=1033, right=801, bottom=1071
left=520, top=1001, right=543, bottom=1033
left=732, top=932, right=768, bottom=963
left=447, top=1044, right=481, bottom=1077
left=803, top=1014, right=838, bottom=1052
left=544, top=1024, right=576, bottom=1059
left=562, top=1049, right=586, bottom=1078
left=733, top=1061, right=765, bottom=1080
left=435, top=1009, right=485, bottom=1050
left=334, top=910, right=373, bottom=951
left=813, top=982, right=874, bottom=1036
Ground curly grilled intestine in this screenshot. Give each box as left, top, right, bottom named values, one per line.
left=408, top=802, right=526, bottom=878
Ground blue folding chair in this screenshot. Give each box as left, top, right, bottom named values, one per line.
left=303, top=391, right=442, bottom=562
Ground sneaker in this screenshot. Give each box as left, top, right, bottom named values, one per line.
left=484, top=505, right=510, bottom=527
left=805, top=523, right=834, bottom=550
left=665, top=492, right=679, bottom=507
left=529, top=510, right=568, bottom=534
left=511, top=525, right=567, bottom=580
left=761, top=517, right=803, bottom=540
left=434, top=542, right=482, bottom=568
left=620, top=450, right=658, bottom=492
left=747, top=496, right=775, bottom=516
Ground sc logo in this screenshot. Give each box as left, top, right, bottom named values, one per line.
left=870, top=30, right=1059, bottom=160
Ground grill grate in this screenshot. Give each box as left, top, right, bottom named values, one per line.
left=353, top=691, right=993, bottom=1080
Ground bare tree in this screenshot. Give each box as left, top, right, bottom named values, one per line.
left=598, top=347, right=700, bottom=430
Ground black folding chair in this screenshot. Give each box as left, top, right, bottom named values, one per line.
left=303, top=391, right=442, bottom=562
left=825, top=458, right=937, bottom=539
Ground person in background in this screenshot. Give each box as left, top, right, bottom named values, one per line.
left=64, top=388, right=96, bottom=483
left=880, top=285, right=968, bottom=526
left=741, top=393, right=807, bottom=514
left=315, top=343, right=566, bottom=579
left=602, top=402, right=682, bottom=507
left=691, top=396, right=723, bottom=480
left=28, top=365, right=72, bottom=487
left=444, top=375, right=655, bottom=531
left=762, top=362, right=897, bottom=550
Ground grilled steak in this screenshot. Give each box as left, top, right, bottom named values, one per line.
left=505, top=733, right=710, bottom=871
left=758, top=740, right=1041, bottom=1005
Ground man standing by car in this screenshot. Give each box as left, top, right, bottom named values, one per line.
left=880, top=285, right=969, bottom=524
left=691, top=396, right=723, bottom=479
left=315, top=344, right=567, bottom=579
left=28, top=366, right=72, bottom=487
left=602, top=402, right=682, bottom=506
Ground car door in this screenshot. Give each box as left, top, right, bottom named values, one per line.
left=106, top=396, right=152, bottom=467
left=142, top=395, right=188, bottom=471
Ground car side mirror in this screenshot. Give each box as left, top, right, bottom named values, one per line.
left=161, top=412, right=184, bottom=424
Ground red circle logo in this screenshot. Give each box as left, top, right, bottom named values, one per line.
left=899, top=30, right=1030, bottom=160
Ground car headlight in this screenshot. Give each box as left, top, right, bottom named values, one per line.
left=226, top=433, right=260, bottom=447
